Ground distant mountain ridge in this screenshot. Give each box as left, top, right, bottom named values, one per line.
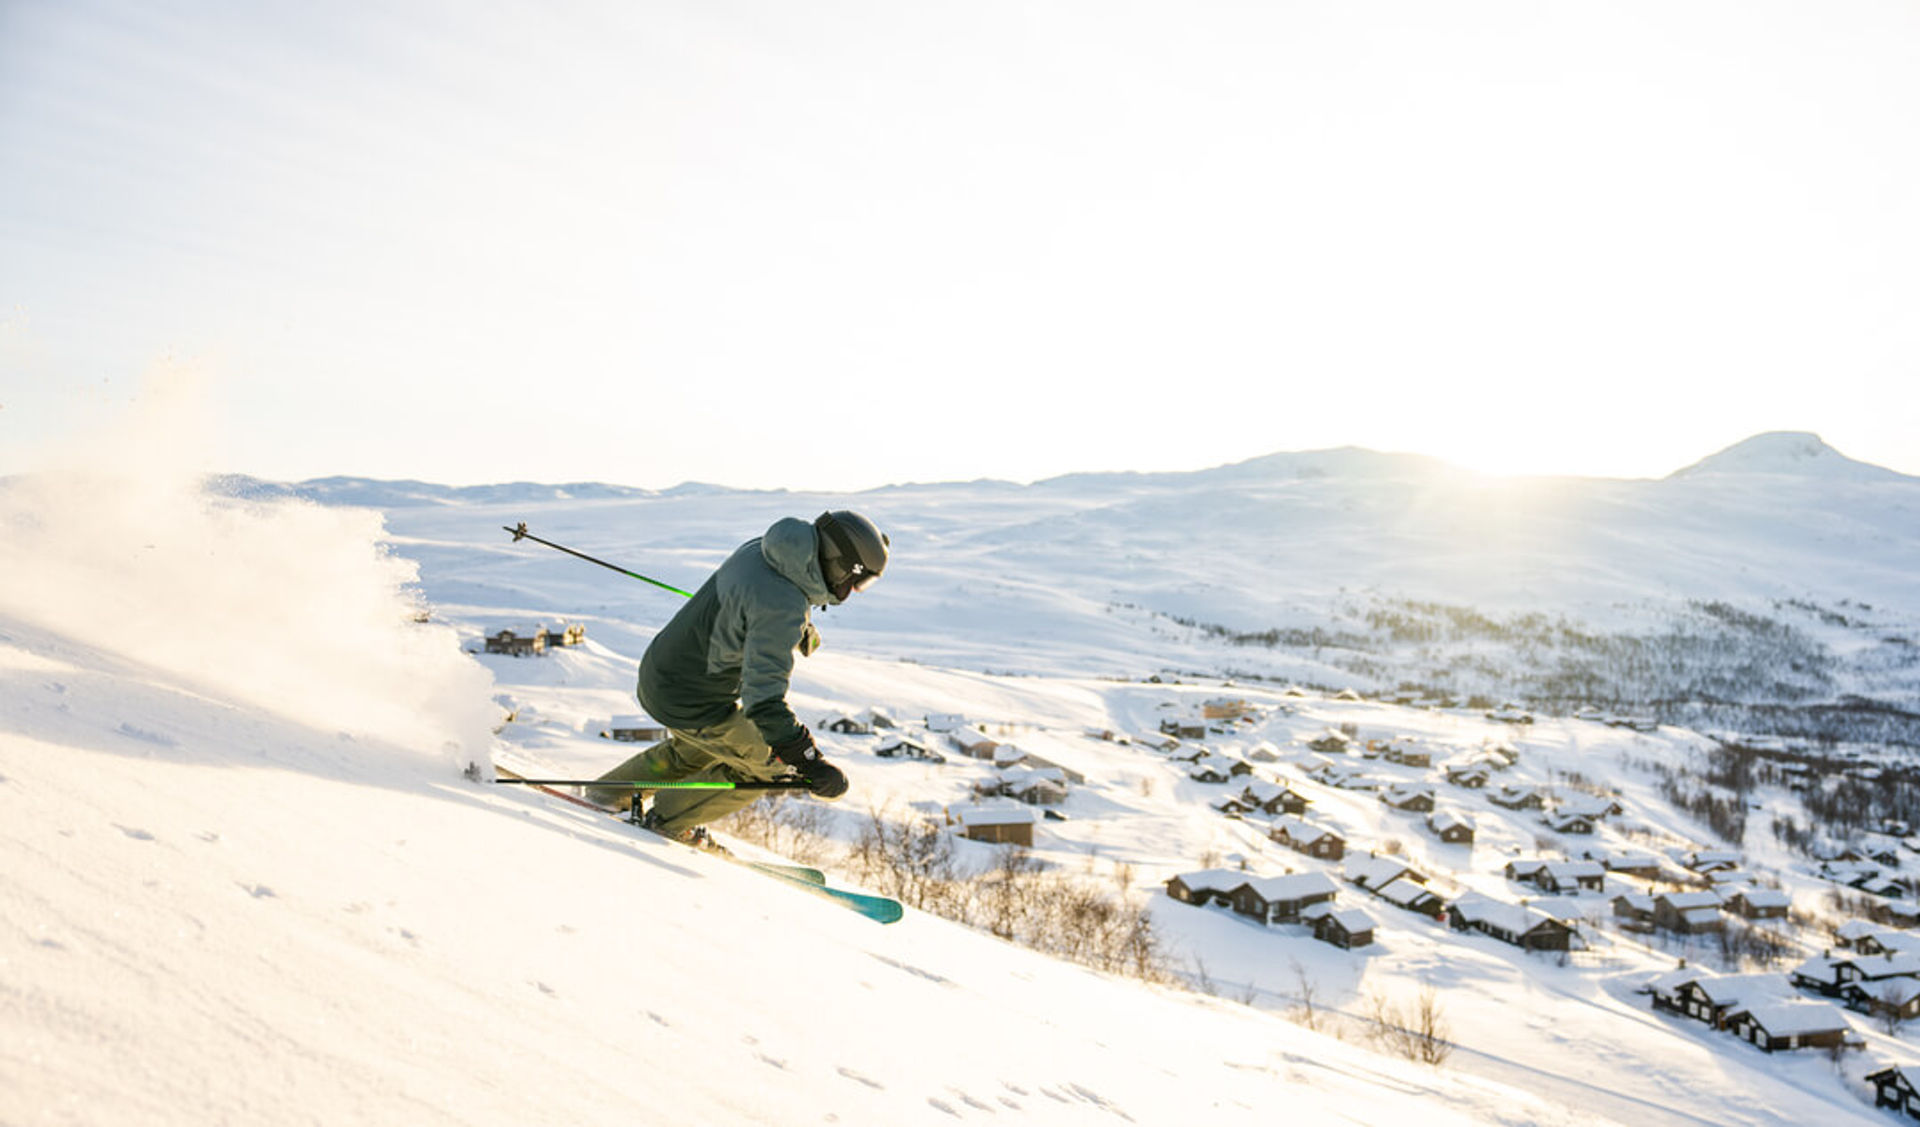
left=1666, top=432, right=1910, bottom=482
left=218, top=433, right=1909, bottom=504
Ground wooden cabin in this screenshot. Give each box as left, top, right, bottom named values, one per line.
left=1448, top=894, right=1578, bottom=951
left=1866, top=1066, right=1920, bottom=1119
left=1270, top=816, right=1346, bottom=861
left=1724, top=887, right=1790, bottom=920
left=1653, top=892, right=1724, bottom=934
left=602, top=715, right=668, bottom=743
left=1380, top=783, right=1436, bottom=813
left=1428, top=809, right=1476, bottom=845
left=1722, top=1001, right=1854, bottom=1053
left=1229, top=872, right=1340, bottom=925
left=1505, top=859, right=1605, bottom=895
left=949, top=804, right=1037, bottom=847
left=543, top=621, right=587, bottom=648
left=484, top=628, right=545, bottom=657
left=1303, top=902, right=1377, bottom=949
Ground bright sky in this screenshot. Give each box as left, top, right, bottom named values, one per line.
left=3, top=0, right=1917, bottom=491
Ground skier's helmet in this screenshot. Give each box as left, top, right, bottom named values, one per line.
left=815, top=510, right=889, bottom=600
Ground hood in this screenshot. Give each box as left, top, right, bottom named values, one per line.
left=760, top=517, right=838, bottom=606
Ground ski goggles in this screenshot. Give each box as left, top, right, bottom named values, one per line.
left=840, top=561, right=882, bottom=594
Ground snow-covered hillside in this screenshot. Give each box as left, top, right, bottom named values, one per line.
left=6, top=434, right=1919, bottom=1125
left=337, top=430, right=1920, bottom=745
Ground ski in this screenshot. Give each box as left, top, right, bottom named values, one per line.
left=743, top=863, right=905, bottom=924
left=485, top=764, right=899, bottom=923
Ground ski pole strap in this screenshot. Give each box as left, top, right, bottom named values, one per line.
left=493, top=777, right=812, bottom=791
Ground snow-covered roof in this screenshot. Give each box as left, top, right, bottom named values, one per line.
left=1171, top=868, right=1252, bottom=894
left=1581, top=848, right=1660, bottom=870
left=1645, top=967, right=1702, bottom=994
left=1658, top=891, right=1722, bottom=911
left=1691, top=972, right=1795, bottom=1008
left=1852, top=978, right=1920, bottom=1006
left=1682, top=849, right=1741, bottom=869
left=1241, top=778, right=1302, bottom=804
left=1837, top=919, right=1881, bottom=941
left=1554, top=794, right=1621, bottom=817
left=1796, top=955, right=1842, bottom=980
left=1451, top=893, right=1559, bottom=935
left=1849, top=951, right=1920, bottom=979
left=1375, top=876, right=1438, bottom=909
left=1509, top=858, right=1601, bottom=881
left=1000, top=763, right=1065, bottom=783
left=1242, top=871, right=1339, bottom=902
left=1729, top=1000, right=1849, bottom=1037
left=1301, top=902, right=1376, bottom=932
left=1271, top=815, right=1338, bottom=843
left=993, top=744, right=1030, bottom=766
left=1346, top=854, right=1416, bottom=888
left=1733, top=888, right=1791, bottom=909
left=950, top=803, right=1038, bottom=827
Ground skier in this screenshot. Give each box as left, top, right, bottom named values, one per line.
left=587, top=510, right=890, bottom=850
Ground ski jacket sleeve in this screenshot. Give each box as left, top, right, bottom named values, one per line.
left=738, top=592, right=808, bottom=748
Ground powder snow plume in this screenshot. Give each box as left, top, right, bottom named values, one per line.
left=0, top=369, right=494, bottom=768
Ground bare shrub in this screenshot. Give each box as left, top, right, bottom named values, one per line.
left=1288, top=959, right=1323, bottom=1032
left=849, top=804, right=963, bottom=914
left=723, top=798, right=1174, bottom=984
left=978, top=845, right=1045, bottom=941
left=718, top=794, right=840, bottom=866
left=1365, top=983, right=1453, bottom=1067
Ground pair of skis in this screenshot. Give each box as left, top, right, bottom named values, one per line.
left=485, top=765, right=904, bottom=924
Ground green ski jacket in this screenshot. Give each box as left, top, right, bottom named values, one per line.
left=636, top=517, right=838, bottom=747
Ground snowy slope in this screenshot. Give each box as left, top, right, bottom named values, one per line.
left=5, top=620, right=1596, bottom=1127
left=6, top=434, right=1918, bottom=1125
left=4, top=463, right=1613, bottom=1127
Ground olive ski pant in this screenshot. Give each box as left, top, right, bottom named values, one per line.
left=588, top=709, right=785, bottom=835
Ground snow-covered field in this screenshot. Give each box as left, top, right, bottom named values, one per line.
left=5, top=434, right=1917, bottom=1125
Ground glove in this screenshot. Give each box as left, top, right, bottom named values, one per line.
left=796, top=757, right=848, bottom=799
left=770, top=728, right=849, bottom=800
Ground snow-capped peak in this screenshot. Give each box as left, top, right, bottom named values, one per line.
left=1665, top=431, right=1902, bottom=481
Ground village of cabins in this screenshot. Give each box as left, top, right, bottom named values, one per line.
left=481, top=624, right=1920, bottom=1100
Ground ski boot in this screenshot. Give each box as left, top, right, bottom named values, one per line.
left=639, top=810, right=733, bottom=857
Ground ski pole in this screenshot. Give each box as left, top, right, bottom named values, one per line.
left=493, top=777, right=813, bottom=791
left=502, top=522, right=695, bottom=599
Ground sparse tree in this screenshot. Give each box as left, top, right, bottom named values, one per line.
left=1289, top=959, right=1323, bottom=1032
